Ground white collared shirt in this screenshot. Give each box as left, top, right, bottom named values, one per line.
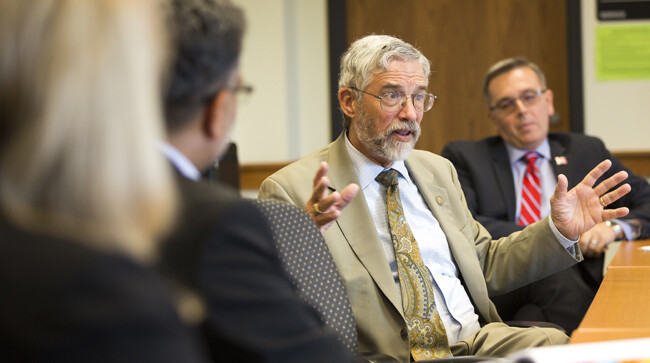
left=506, top=139, right=556, bottom=222
left=158, top=141, right=201, bottom=181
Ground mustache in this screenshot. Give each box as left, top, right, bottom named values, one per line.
left=384, top=121, right=421, bottom=136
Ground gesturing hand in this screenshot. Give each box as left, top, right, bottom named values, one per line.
left=551, top=159, right=630, bottom=240
left=305, top=162, right=360, bottom=233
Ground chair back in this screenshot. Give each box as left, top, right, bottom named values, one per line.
left=249, top=199, right=359, bottom=355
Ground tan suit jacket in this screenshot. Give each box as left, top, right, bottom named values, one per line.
left=259, top=133, right=582, bottom=362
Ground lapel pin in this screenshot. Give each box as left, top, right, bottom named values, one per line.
left=554, top=156, right=568, bottom=165
left=436, top=195, right=445, bottom=205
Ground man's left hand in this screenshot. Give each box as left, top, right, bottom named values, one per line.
left=551, top=159, right=630, bottom=240
left=578, top=222, right=617, bottom=258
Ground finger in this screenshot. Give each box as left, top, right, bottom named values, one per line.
left=313, top=209, right=341, bottom=230
left=308, top=176, right=330, bottom=206
left=592, top=240, right=604, bottom=255
left=317, top=191, right=340, bottom=213
left=583, top=238, right=600, bottom=258
left=598, top=183, right=631, bottom=207
left=334, top=183, right=360, bottom=210
left=553, top=174, right=569, bottom=200
left=593, top=170, right=628, bottom=197
left=312, top=162, right=329, bottom=187
left=601, top=206, right=629, bottom=221
left=579, top=160, right=612, bottom=189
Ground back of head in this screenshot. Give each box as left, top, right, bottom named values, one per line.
left=163, top=0, right=245, bottom=133
left=0, top=0, right=174, bottom=259
left=338, top=35, right=430, bottom=128
left=483, top=57, right=547, bottom=106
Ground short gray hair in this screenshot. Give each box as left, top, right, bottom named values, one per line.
left=338, top=35, right=430, bottom=129
left=483, top=57, right=547, bottom=106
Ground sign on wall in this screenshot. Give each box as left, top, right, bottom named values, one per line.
left=598, top=0, right=650, bottom=21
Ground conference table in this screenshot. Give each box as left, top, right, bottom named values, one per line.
left=569, top=239, right=650, bottom=344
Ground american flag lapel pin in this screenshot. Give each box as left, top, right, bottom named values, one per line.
left=554, top=156, right=568, bottom=165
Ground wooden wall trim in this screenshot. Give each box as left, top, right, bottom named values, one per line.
left=240, top=151, right=650, bottom=191
left=240, top=162, right=290, bottom=190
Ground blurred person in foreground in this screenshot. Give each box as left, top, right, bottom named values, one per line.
left=441, top=57, right=650, bottom=334
left=158, top=0, right=356, bottom=361
left=0, top=0, right=204, bottom=361
left=259, top=35, right=631, bottom=362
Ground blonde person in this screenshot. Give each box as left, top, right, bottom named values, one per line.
left=0, top=0, right=205, bottom=360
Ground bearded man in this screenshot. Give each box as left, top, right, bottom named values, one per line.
left=258, top=35, right=630, bottom=363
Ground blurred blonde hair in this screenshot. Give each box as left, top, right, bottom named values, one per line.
left=0, top=0, right=175, bottom=260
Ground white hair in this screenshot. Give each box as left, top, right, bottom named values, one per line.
left=338, top=35, right=430, bottom=128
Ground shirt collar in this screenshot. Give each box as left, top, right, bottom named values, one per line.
left=505, top=138, right=551, bottom=164
left=158, top=141, right=202, bottom=181
left=343, top=132, right=412, bottom=189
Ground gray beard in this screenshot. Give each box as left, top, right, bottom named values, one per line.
left=353, top=106, right=420, bottom=163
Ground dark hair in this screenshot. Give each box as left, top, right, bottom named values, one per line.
left=163, top=0, right=245, bottom=132
left=483, top=57, right=546, bottom=107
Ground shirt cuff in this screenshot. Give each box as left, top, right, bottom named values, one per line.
left=549, top=215, right=579, bottom=249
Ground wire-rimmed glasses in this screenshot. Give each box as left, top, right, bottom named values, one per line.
left=348, top=86, right=437, bottom=113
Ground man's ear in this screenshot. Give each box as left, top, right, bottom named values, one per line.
left=338, top=87, right=357, bottom=119
left=202, top=89, right=229, bottom=140
left=545, top=89, right=555, bottom=116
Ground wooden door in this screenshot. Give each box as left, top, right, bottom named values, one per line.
left=342, top=0, right=570, bottom=154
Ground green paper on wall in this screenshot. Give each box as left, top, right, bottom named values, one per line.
left=596, top=25, right=650, bottom=81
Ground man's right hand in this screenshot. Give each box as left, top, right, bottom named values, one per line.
left=306, top=162, right=359, bottom=233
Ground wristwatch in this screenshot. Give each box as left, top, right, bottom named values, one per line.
left=605, top=220, right=623, bottom=240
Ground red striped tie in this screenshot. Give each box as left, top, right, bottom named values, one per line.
left=518, top=151, right=541, bottom=226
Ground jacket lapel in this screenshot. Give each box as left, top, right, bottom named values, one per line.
left=491, top=140, right=517, bottom=222
left=549, top=137, right=570, bottom=184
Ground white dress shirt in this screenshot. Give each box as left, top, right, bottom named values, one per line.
left=158, top=141, right=201, bottom=181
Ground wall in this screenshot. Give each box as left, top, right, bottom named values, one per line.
left=233, top=0, right=650, bottom=166
left=231, top=0, right=331, bottom=164
left=582, top=0, right=650, bottom=151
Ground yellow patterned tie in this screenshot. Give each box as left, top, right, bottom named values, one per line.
left=376, top=169, right=452, bottom=360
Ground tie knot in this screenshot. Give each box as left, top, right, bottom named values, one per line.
left=376, top=169, right=399, bottom=188
left=522, top=151, right=538, bottom=166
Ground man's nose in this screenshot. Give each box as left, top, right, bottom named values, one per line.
left=514, top=98, right=528, bottom=114
left=398, top=95, right=418, bottom=121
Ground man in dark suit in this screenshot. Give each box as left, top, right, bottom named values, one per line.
left=158, top=0, right=355, bottom=361
left=442, top=57, right=650, bottom=334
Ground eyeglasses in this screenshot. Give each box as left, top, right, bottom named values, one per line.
left=228, top=83, right=254, bottom=95
left=202, top=83, right=254, bottom=105
left=348, top=87, right=437, bottom=113
left=489, top=89, right=547, bottom=114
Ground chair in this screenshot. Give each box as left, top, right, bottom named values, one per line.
left=249, top=199, right=361, bottom=355
left=250, top=199, right=402, bottom=362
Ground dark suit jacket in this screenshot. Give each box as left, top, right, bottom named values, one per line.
left=441, top=133, right=650, bottom=242
left=0, top=217, right=204, bottom=362
left=159, top=172, right=354, bottom=363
